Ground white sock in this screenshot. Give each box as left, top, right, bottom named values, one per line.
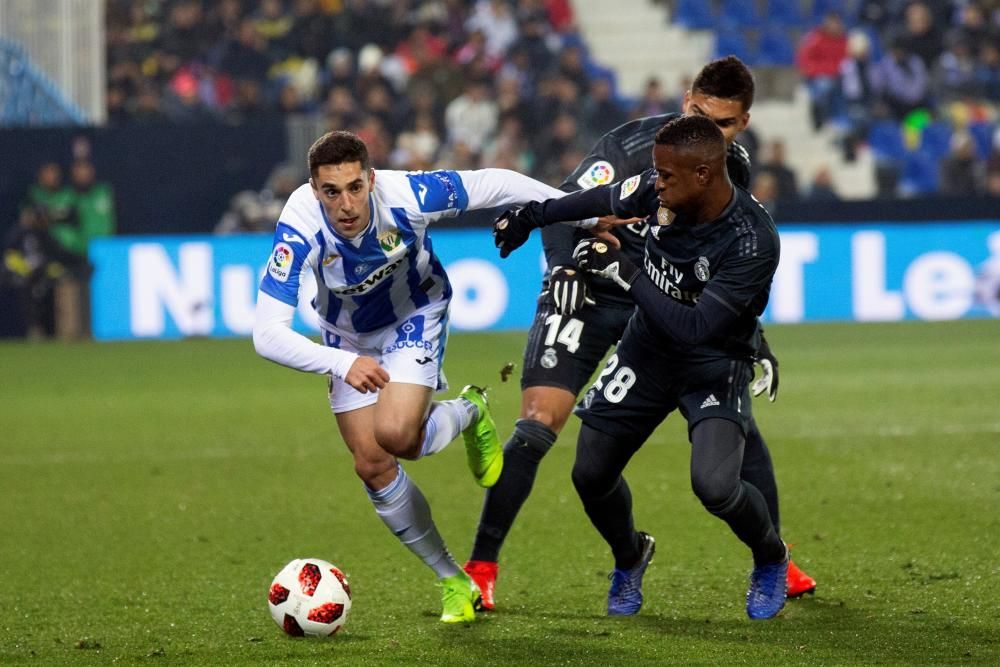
left=418, top=398, right=476, bottom=458
left=366, top=464, right=461, bottom=579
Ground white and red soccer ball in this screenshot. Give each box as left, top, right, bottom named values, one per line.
left=268, top=558, right=352, bottom=637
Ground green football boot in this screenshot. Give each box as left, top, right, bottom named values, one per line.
left=459, top=385, right=503, bottom=488
left=439, top=571, right=482, bottom=623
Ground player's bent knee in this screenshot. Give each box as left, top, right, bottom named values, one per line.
left=690, top=471, right=740, bottom=512
left=373, top=422, right=420, bottom=458
left=521, top=387, right=576, bottom=433
left=353, top=455, right=396, bottom=488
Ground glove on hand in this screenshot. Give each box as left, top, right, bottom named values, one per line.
left=751, top=335, right=780, bottom=402
left=493, top=201, right=545, bottom=258
left=549, top=265, right=594, bottom=316
left=571, top=238, right=640, bottom=291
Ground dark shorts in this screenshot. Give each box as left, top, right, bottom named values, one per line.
left=521, top=296, right=635, bottom=395
left=575, top=317, right=753, bottom=442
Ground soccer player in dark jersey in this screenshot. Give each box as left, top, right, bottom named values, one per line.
left=463, top=56, right=814, bottom=611
left=494, top=114, right=789, bottom=619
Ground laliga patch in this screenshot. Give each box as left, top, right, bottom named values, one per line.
left=268, top=242, right=294, bottom=282
left=576, top=161, right=615, bottom=190
left=619, top=175, right=641, bottom=200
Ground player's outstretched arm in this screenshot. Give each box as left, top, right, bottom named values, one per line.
left=493, top=184, right=620, bottom=257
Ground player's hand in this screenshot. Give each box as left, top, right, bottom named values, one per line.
left=751, top=335, right=779, bottom=402
left=345, top=356, right=390, bottom=394
left=549, top=265, right=594, bottom=316
left=572, top=238, right=640, bottom=291
left=493, top=202, right=544, bottom=258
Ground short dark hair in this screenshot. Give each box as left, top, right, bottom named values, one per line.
left=308, top=131, right=370, bottom=175
left=654, top=114, right=726, bottom=154
left=691, top=55, right=755, bottom=112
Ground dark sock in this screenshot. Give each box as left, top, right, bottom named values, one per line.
left=470, top=419, right=556, bottom=562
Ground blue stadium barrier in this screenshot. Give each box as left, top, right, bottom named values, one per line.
left=0, top=38, right=85, bottom=126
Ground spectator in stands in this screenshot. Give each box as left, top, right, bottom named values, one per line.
left=939, top=131, right=985, bottom=195
left=894, top=1, right=944, bottom=70
left=931, top=29, right=979, bottom=104
left=392, top=112, right=443, bottom=170
left=751, top=171, right=780, bottom=217
left=757, top=139, right=800, bottom=202
left=806, top=166, right=841, bottom=201
left=838, top=29, right=878, bottom=161
left=870, top=37, right=930, bottom=120
left=217, top=17, right=271, bottom=90
left=796, top=11, right=849, bottom=130
left=974, top=43, right=1000, bottom=101
left=445, top=79, right=499, bottom=155
left=466, top=0, right=519, bottom=60
left=579, top=77, right=627, bottom=144
left=630, top=77, right=670, bottom=119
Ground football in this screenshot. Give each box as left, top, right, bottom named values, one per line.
left=267, top=558, right=352, bottom=637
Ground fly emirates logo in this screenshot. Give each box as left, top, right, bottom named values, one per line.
left=643, top=256, right=701, bottom=304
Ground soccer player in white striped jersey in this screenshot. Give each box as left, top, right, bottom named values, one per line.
left=252, top=131, right=594, bottom=623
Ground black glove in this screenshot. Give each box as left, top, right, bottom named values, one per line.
left=548, top=265, right=594, bottom=316
left=571, top=238, right=640, bottom=291
left=751, top=334, right=780, bottom=402
left=493, top=201, right=545, bottom=258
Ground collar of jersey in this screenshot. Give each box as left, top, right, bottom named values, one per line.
left=676, top=185, right=738, bottom=237
left=318, top=193, right=377, bottom=245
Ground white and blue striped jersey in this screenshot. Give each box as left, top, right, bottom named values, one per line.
left=258, top=168, right=572, bottom=337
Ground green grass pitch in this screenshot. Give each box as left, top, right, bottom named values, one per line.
left=1, top=320, right=998, bottom=665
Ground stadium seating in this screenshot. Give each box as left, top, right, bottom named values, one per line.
left=0, top=38, right=84, bottom=126
left=672, top=0, right=716, bottom=30
left=919, top=121, right=954, bottom=161
left=719, top=0, right=763, bottom=28
left=758, top=27, right=797, bottom=67
left=900, top=150, right=939, bottom=195
left=713, top=27, right=757, bottom=65
left=968, top=122, right=996, bottom=160
left=765, top=0, right=805, bottom=28
left=868, top=120, right=907, bottom=163
left=810, top=0, right=859, bottom=24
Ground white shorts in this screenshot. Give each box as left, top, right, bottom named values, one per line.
left=323, top=301, right=450, bottom=414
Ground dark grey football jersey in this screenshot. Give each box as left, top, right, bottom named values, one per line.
left=542, top=113, right=754, bottom=307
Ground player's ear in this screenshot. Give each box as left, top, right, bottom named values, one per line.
left=367, top=168, right=375, bottom=189
left=696, top=164, right=711, bottom=185
left=309, top=176, right=318, bottom=197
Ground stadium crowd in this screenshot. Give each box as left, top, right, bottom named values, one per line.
left=96, top=0, right=1000, bottom=203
